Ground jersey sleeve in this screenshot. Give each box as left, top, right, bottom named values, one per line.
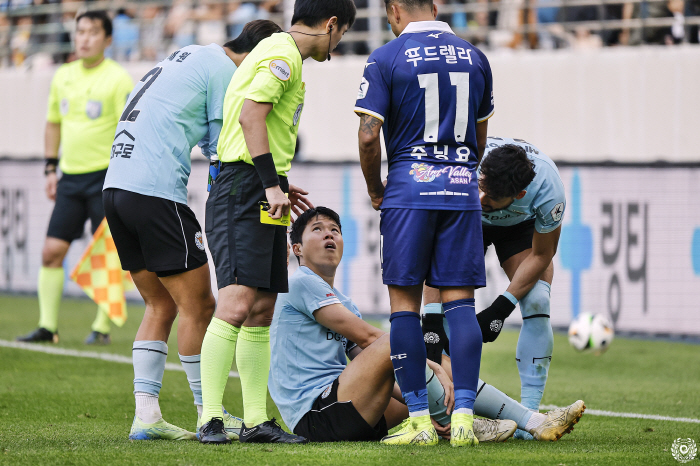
left=354, top=51, right=390, bottom=123
left=113, top=71, right=134, bottom=123
left=245, top=47, right=296, bottom=105
left=474, top=48, right=494, bottom=123
left=534, top=169, right=566, bottom=233
left=46, top=71, right=62, bottom=123
left=287, top=273, right=342, bottom=320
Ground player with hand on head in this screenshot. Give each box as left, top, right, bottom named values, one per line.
left=199, top=0, right=355, bottom=445
left=102, top=20, right=283, bottom=441
left=355, top=0, right=494, bottom=447
left=17, top=11, right=133, bottom=346
left=269, top=206, right=584, bottom=444
left=423, top=138, right=568, bottom=440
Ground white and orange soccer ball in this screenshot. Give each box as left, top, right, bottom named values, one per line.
left=568, top=313, right=615, bottom=354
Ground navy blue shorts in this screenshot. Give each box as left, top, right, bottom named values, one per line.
left=380, top=209, right=485, bottom=288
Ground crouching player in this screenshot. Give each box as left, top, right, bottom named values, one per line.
left=102, top=20, right=282, bottom=440
left=268, top=207, right=584, bottom=443
left=423, top=137, right=572, bottom=439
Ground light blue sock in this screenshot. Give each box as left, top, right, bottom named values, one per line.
left=473, top=379, right=533, bottom=430
left=426, top=365, right=450, bottom=426
left=179, top=353, right=202, bottom=406
left=516, top=280, right=553, bottom=411
left=423, top=303, right=443, bottom=315
left=133, top=340, right=168, bottom=396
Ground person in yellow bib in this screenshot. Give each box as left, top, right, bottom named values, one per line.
left=198, top=0, right=356, bottom=445
left=17, top=11, right=133, bottom=346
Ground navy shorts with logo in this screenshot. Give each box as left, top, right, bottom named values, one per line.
left=380, top=208, right=485, bottom=288
left=47, top=169, right=107, bottom=242
left=103, top=188, right=208, bottom=277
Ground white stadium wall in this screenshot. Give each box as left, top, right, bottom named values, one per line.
left=0, top=46, right=699, bottom=162
left=1, top=161, right=700, bottom=337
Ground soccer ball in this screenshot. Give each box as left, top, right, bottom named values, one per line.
left=568, top=313, right=614, bottom=353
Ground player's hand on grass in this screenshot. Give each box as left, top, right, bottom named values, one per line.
left=431, top=418, right=451, bottom=440
left=422, top=313, right=449, bottom=363
left=265, top=185, right=291, bottom=219
left=289, top=184, right=314, bottom=220
left=428, top=359, right=454, bottom=415
left=476, top=295, right=517, bottom=343
left=45, top=172, right=57, bottom=201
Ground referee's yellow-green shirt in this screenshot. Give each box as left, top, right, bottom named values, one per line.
left=46, top=58, right=133, bottom=175
left=217, top=33, right=305, bottom=176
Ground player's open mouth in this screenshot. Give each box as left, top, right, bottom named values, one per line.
left=324, top=241, right=336, bottom=250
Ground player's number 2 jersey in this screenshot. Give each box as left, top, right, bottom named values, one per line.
left=355, top=21, right=494, bottom=210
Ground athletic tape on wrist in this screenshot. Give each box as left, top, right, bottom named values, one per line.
left=252, top=153, right=279, bottom=189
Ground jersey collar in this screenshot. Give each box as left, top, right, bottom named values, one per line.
left=399, top=21, right=455, bottom=36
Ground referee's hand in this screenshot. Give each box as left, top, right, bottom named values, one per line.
left=265, top=186, right=291, bottom=219
left=45, top=172, right=57, bottom=201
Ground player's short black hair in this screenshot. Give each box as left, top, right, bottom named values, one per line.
left=291, top=0, right=356, bottom=29
left=289, top=207, right=342, bottom=264
left=224, top=20, right=282, bottom=54
left=479, top=144, right=537, bottom=200
left=384, top=0, right=434, bottom=11
left=75, top=11, right=112, bottom=37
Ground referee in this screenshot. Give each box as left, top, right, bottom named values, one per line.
left=17, top=11, right=133, bottom=345
left=198, top=0, right=356, bottom=444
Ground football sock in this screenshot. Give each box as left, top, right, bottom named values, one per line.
left=179, top=353, right=202, bottom=406
left=444, top=299, right=481, bottom=412
left=473, top=379, right=534, bottom=430
left=133, top=340, right=168, bottom=423
left=390, top=311, right=429, bottom=416
left=516, top=280, right=553, bottom=411
left=200, top=318, right=239, bottom=424
left=236, top=326, right=270, bottom=427
left=37, top=266, right=64, bottom=332
left=426, top=365, right=450, bottom=426
left=91, top=307, right=111, bottom=334
left=525, top=411, right=547, bottom=431
left=423, top=303, right=443, bottom=315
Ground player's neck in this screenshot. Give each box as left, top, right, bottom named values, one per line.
left=81, top=54, right=105, bottom=69
left=287, top=25, right=327, bottom=61
left=301, top=262, right=337, bottom=288
left=393, top=5, right=439, bottom=34
left=224, top=48, right=247, bottom=67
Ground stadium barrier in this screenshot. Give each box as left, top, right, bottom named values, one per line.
left=1, top=159, right=699, bottom=337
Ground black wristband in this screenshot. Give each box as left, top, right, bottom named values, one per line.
left=45, top=157, right=59, bottom=168
left=252, top=153, right=279, bottom=189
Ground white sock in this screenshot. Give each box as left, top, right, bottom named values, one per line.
left=454, top=408, right=474, bottom=415
left=525, top=412, right=547, bottom=431
left=196, top=404, right=203, bottom=418
left=135, top=392, right=162, bottom=424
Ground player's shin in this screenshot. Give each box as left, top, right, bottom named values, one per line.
left=425, top=365, right=450, bottom=426
left=516, top=280, right=553, bottom=412
left=133, top=340, right=168, bottom=423
left=37, top=266, right=64, bottom=332
left=473, top=379, right=533, bottom=430
left=235, top=326, right=270, bottom=428
left=200, top=318, right=239, bottom=423
left=389, top=312, right=429, bottom=417
left=179, top=353, right=203, bottom=416
left=443, top=299, right=481, bottom=414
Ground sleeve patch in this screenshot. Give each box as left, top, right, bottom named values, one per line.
left=550, top=202, right=564, bottom=222
left=269, top=59, right=291, bottom=81
left=357, top=77, right=369, bottom=100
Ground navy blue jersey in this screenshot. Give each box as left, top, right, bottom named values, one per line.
left=355, top=21, right=494, bottom=210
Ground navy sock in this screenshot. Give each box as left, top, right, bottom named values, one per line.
left=444, top=299, right=482, bottom=411
left=390, top=311, right=429, bottom=416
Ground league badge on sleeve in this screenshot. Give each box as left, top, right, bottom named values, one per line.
left=85, top=100, right=102, bottom=119
left=60, top=98, right=69, bottom=115
left=357, top=77, right=369, bottom=100
left=551, top=202, right=565, bottom=222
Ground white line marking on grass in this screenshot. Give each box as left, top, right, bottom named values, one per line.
left=0, top=339, right=239, bottom=378
left=540, top=405, right=700, bottom=424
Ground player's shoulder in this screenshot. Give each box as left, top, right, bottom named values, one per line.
left=288, top=266, right=332, bottom=295
left=255, top=33, right=301, bottom=63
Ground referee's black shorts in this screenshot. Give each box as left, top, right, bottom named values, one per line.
left=205, top=161, right=289, bottom=293
left=47, top=169, right=107, bottom=242
left=103, top=188, right=208, bottom=277
left=482, top=219, right=536, bottom=265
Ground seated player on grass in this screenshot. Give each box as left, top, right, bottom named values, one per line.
left=268, top=206, right=585, bottom=443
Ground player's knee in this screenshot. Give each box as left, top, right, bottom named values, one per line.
left=520, top=280, right=551, bottom=319
left=41, top=242, right=66, bottom=267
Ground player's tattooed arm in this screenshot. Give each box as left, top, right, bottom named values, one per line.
left=357, top=112, right=384, bottom=210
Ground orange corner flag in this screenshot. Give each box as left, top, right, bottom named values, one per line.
left=70, top=218, right=133, bottom=327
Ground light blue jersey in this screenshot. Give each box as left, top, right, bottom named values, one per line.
left=103, top=44, right=235, bottom=204
left=269, top=266, right=360, bottom=431
left=479, top=137, right=566, bottom=233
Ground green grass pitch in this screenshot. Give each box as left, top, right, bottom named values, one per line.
left=0, top=293, right=698, bottom=465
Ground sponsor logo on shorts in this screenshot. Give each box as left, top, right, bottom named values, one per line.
left=321, top=384, right=333, bottom=399
left=194, top=231, right=205, bottom=251
left=409, top=163, right=473, bottom=185
left=269, top=59, right=291, bottom=81
left=85, top=100, right=102, bottom=119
